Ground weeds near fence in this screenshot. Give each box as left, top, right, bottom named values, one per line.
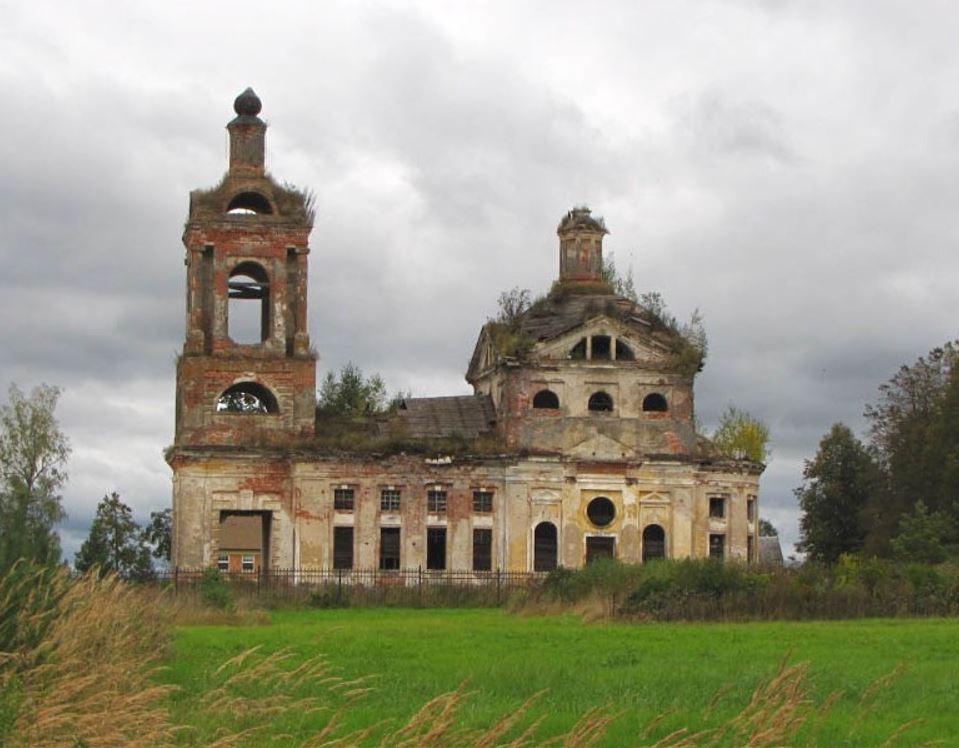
left=517, top=557, right=959, bottom=622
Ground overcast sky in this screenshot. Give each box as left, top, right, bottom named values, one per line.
left=3, top=0, right=958, bottom=560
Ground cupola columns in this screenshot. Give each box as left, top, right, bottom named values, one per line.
left=557, top=206, right=608, bottom=284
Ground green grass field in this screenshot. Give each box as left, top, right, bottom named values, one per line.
left=167, top=609, right=959, bottom=746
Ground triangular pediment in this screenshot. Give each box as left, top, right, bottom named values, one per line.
left=536, top=315, right=672, bottom=365
left=567, top=431, right=636, bottom=460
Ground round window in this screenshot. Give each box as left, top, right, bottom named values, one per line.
left=586, top=497, right=616, bottom=527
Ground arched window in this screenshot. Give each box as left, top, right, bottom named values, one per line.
left=570, top=338, right=587, bottom=360
left=532, top=389, right=560, bottom=409
left=228, top=262, right=270, bottom=344
left=533, top=522, right=558, bottom=572
left=588, top=391, right=614, bottom=412
left=586, top=497, right=615, bottom=527
left=642, top=524, right=666, bottom=562
left=226, top=191, right=273, bottom=215
left=642, top=393, right=668, bottom=412
left=216, top=382, right=279, bottom=414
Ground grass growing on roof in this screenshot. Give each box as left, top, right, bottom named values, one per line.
left=167, top=607, right=959, bottom=746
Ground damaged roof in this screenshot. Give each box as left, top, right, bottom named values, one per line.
left=393, top=395, right=496, bottom=439
left=515, top=293, right=654, bottom=343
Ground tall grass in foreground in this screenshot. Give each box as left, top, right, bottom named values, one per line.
left=0, top=565, right=942, bottom=746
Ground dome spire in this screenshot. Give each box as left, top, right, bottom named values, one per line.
left=227, top=87, right=266, bottom=176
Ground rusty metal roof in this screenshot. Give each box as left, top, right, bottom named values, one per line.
left=759, top=535, right=784, bottom=566
left=219, top=514, right=262, bottom=551
left=394, top=395, right=496, bottom=439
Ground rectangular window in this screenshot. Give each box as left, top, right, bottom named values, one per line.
left=472, top=490, right=493, bottom=513
left=427, top=489, right=447, bottom=513
left=709, top=533, right=725, bottom=560
left=241, top=554, right=255, bottom=572
left=709, top=496, right=726, bottom=519
left=747, top=497, right=756, bottom=522
left=333, top=526, right=354, bottom=569
left=380, top=488, right=402, bottom=512
left=747, top=535, right=755, bottom=565
left=217, top=553, right=229, bottom=572
left=333, top=488, right=355, bottom=511
left=472, top=528, right=492, bottom=571
left=426, top=527, right=446, bottom=570
left=380, top=527, right=401, bottom=570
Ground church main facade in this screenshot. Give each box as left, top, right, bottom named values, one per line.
left=167, top=90, right=763, bottom=574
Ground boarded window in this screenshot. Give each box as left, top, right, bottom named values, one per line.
left=588, top=391, right=614, bottom=412
left=591, top=335, right=611, bottom=360
left=334, top=488, right=355, bottom=511
left=586, top=536, right=615, bottom=564
left=473, top=490, right=493, bottom=513
left=532, top=389, right=560, bottom=409
left=709, top=497, right=726, bottom=519
left=642, top=393, right=668, bottom=412
left=533, top=522, right=558, bottom=572
left=709, top=533, right=725, bottom=560
left=380, top=527, right=401, bottom=570
left=427, top=489, right=447, bottom=513
left=642, top=524, right=666, bottom=562
left=427, top=527, right=446, bottom=570
left=381, top=489, right=401, bottom=512
left=473, top=528, right=492, bottom=571
left=333, top=527, right=353, bottom=569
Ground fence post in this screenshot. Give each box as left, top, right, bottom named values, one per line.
left=496, top=568, right=502, bottom=606
left=173, top=566, right=179, bottom=597
left=417, top=565, right=423, bottom=608
left=337, top=568, right=343, bottom=605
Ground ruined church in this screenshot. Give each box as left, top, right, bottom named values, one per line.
left=168, top=90, right=763, bottom=574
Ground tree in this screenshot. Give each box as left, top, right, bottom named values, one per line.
left=602, top=252, right=638, bottom=302
left=75, top=492, right=153, bottom=580
left=0, top=383, right=70, bottom=571
left=496, top=287, right=531, bottom=324
left=890, top=500, right=951, bottom=564
left=863, top=342, right=959, bottom=551
left=759, top=519, right=778, bottom=537
left=142, top=508, right=172, bottom=563
left=317, top=362, right=388, bottom=417
left=796, top=424, right=883, bottom=563
left=711, top=406, right=770, bottom=463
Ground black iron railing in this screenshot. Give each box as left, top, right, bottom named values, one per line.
left=156, top=567, right=544, bottom=607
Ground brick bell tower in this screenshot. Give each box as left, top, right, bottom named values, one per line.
left=175, top=88, right=316, bottom=446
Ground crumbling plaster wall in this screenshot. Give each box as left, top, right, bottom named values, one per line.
left=172, top=451, right=760, bottom=570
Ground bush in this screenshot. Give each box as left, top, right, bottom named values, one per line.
left=522, top=558, right=959, bottom=621
left=199, top=568, right=235, bottom=612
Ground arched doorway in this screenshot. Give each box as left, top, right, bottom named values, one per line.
left=533, top=522, right=558, bottom=572
left=642, top=524, right=666, bottom=562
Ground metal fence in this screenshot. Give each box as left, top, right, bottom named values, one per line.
left=156, top=567, right=544, bottom=607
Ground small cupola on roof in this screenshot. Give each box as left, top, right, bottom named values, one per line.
left=227, top=87, right=266, bottom=177
left=557, top=206, right=608, bottom=284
